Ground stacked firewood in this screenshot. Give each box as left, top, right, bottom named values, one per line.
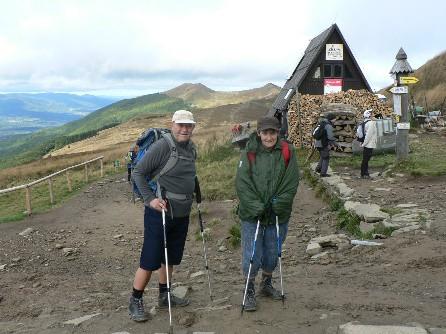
left=288, top=90, right=394, bottom=150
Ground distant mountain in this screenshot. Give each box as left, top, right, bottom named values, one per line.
left=0, top=92, right=189, bottom=169
left=164, top=82, right=281, bottom=108
left=0, top=93, right=118, bottom=138
left=0, top=83, right=280, bottom=169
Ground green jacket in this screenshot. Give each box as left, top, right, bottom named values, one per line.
left=236, top=133, right=299, bottom=225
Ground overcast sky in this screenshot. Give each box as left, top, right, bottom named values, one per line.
left=0, top=0, right=444, bottom=97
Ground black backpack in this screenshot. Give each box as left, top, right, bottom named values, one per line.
left=357, top=120, right=370, bottom=143
left=312, top=121, right=327, bottom=140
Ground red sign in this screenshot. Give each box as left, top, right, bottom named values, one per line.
left=324, top=78, right=343, bottom=94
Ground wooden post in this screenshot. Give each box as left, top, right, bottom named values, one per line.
left=85, top=164, right=89, bottom=182
left=48, top=178, right=54, bottom=205
left=25, top=186, right=32, bottom=215
left=100, top=158, right=104, bottom=177
left=395, top=73, right=409, bottom=161
left=297, top=92, right=303, bottom=148
left=66, top=170, right=72, bottom=192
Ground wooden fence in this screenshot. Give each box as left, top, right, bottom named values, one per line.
left=0, top=156, right=104, bottom=215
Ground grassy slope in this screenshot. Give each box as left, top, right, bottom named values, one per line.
left=0, top=93, right=189, bottom=169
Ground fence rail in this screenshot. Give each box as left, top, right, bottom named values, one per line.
left=0, top=156, right=104, bottom=215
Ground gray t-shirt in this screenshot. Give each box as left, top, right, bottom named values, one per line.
left=133, top=134, right=196, bottom=218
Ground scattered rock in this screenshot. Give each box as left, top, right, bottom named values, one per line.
left=55, top=244, right=63, bottom=249
left=173, top=286, right=189, bottom=299
left=19, top=228, right=34, bottom=237
left=63, top=313, right=101, bottom=326
left=12, top=257, right=22, bottom=263
left=190, top=271, right=205, bottom=279
left=391, top=225, right=421, bottom=236
left=428, top=328, right=446, bottom=334
left=359, top=221, right=376, bottom=234
left=374, top=188, right=391, bottom=192
left=338, top=322, right=427, bottom=334
left=397, top=204, right=418, bottom=208
left=218, top=245, right=227, bottom=252
left=0, top=264, right=6, bottom=271
left=306, top=242, right=322, bottom=256
left=113, top=234, right=123, bottom=239
left=62, top=248, right=75, bottom=256
left=178, top=312, right=196, bottom=327
left=344, top=201, right=389, bottom=222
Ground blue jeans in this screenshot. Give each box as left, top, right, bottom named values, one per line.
left=241, top=220, right=288, bottom=279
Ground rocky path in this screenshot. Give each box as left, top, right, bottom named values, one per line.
left=1, top=173, right=446, bottom=334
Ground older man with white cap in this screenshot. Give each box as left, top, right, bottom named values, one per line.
left=356, top=109, right=377, bottom=179
left=128, top=109, right=197, bottom=322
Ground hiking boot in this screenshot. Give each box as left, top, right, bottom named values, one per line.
left=320, top=173, right=331, bottom=177
left=243, top=281, right=256, bottom=312
left=361, top=174, right=371, bottom=179
left=158, top=292, right=190, bottom=308
left=260, top=276, right=283, bottom=301
left=128, top=296, right=150, bottom=322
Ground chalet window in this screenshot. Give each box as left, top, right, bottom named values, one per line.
left=313, top=66, right=321, bottom=79
left=323, top=64, right=332, bottom=77
left=334, top=64, right=342, bottom=77
left=322, top=63, right=348, bottom=78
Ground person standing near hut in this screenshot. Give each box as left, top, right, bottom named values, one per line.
left=356, top=109, right=377, bottom=179
left=314, top=113, right=337, bottom=177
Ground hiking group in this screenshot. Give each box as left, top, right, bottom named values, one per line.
left=313, top=109, right=377, bottom=179
left=126, top=110, right=300, bottom=325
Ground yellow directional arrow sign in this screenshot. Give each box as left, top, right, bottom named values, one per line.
left=399, top=76, right=419, bottom=84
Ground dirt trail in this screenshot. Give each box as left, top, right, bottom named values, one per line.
left=1, top=174, right=445, bottom=334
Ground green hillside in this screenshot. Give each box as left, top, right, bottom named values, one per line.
left=410, top=51, right=446, bottom=110
left=0, top=93, right=189, bottom=169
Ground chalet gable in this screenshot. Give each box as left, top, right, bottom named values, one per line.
left=271, top=24, right=371, bottom=112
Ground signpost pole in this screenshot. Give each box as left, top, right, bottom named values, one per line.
left=396, top=74, right=409, bottom=160
left=390, top=48, right=414, bottom=161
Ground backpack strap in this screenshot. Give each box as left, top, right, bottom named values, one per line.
left=361, top=119, right=371, bottom=137
left=246, top=141, right=290, bottom=169
left=280, top=141, right=290, bottom=168
left=155, top=132, right=178, bottom=180
left=247, top=151, right=256, bottom=166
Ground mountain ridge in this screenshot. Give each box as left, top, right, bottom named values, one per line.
left=164, top=82, right=281, bottom=108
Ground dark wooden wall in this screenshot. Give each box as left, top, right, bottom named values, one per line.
left=299, top=31, right=369, bottom=95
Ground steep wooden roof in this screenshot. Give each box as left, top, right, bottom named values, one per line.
left=271, top=24, right=371, bottom=112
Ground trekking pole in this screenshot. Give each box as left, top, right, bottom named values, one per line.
left=241, top=220, right=260, bottom=316
left=161, top=206, right=173, bottom=334
left=275, top=216, right=285, bottom=305
left=194, top=177, right=213, bottom=301
left=197, top=204, right=213, bottom=301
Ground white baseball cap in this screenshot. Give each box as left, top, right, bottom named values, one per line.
left=363, top=109, right=372, bottom=118
left=172, top=110, right=196, bottom=124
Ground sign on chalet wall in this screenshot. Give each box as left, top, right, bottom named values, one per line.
left=326, top=44, right=343, bottom=60
left=324, top=78, right=343, bottom=94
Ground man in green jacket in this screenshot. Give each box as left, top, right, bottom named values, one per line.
left=236, top=116, right=299, bottom=312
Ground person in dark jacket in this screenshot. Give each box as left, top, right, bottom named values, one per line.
left=236, top=116, right=299, bottom=312
left=128, top=110, right=197, bottom=322
left=125, top=144, right=138, bottom=182
left=314, top=113, right=337, bottom=177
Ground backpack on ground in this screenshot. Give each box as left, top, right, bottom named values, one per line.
left=132, top=128, right=178, bottom=197
left=356, top=120, right=370, bottom=143
left=312, top=121, right=327, bottom=140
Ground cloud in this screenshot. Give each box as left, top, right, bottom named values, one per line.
left=0, top=0, right=444, bottom=95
